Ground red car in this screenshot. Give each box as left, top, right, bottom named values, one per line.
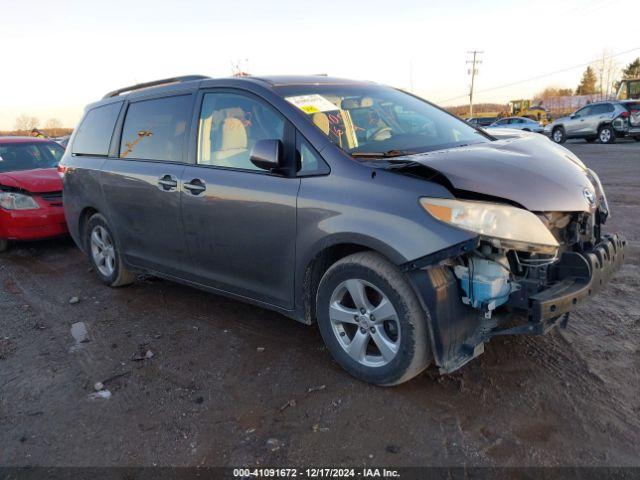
left=0, top=137, right=67, bottom=252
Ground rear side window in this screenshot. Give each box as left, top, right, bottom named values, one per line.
left=592, top=104, right=614, bottom=115
left=120, top=95, right=192, bottom=161
left=72, top=102, right=122, bottom=156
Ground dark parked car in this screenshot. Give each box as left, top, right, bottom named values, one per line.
left=53, top=135, right=71, bottom=148
left=466, top=116, right=498, bottom=127
left=60, top=75, right=625, bottom=385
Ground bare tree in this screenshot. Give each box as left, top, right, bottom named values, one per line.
left=44, top=118, right=63, bottom=137
left=534, top=86, right=574, bottom=104
left=593, top=49, right=620, bottom=100
left=14, top=114, right=40, bottom=131
left=44, top=118, right=62, bottom=129
left=14, top=114, right=40, bottom=132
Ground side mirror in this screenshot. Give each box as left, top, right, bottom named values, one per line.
left=250, top=139, right=282, bottom=172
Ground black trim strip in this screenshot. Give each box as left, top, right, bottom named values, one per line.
left=400, top=237, right=479, bottom=272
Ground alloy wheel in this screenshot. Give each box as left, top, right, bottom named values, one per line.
left=90, top=225, right=116, bottom=277
left=329, top=279, right=400, bottom=367
left=553, top=129, right=563, bottom=142
left=599, top=128, right=611, bottom=143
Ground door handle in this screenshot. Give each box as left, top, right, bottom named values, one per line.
left=184, top=178, right=206, bottom=195
left=157, top=174, right=178, bottom=191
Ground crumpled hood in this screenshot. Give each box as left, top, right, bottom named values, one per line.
left=0, top=168, right=62, bottom=193
left=405, top=135, right=595, bottom=212
left=481, top=128, right=534, bottom=140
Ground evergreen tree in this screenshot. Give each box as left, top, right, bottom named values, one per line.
left=621, top=58, right=640, bottom=79
left=575, top=66, right=598, bottom=95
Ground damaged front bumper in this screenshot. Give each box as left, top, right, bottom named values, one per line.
left=407, top=234, right=626, bottom=374
left=527, top=234, right=626, bottom=322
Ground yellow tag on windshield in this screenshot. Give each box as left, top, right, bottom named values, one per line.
left=300, top=105, right=320, bottom=114
left=286, top=94, right=338, bottom=114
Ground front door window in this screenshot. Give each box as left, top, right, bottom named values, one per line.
left=197, top=92, right=285, bottom=171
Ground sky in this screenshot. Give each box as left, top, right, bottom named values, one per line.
left=1, top=0, right=638, bottom=129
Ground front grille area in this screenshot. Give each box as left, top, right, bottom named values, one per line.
left=39, top=191, right=63, bottom=206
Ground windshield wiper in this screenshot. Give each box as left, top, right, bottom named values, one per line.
left=383, top=159, right=424, bottom=170
left=350, top=149, right=416, bottom=159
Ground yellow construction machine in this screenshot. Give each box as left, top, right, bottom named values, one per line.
left=508, top=99, right=551, bottom=125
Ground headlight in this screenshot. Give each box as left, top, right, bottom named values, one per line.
left=586, top=169, right=610, bottom=217
left=0, top=192, right=40, bottom=210
left=420, top=198, right=559, bottom=254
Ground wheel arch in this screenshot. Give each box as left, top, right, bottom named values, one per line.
left=597, top=122, right=615, bottom=143
left=299, top=237, right=403, bottom=325
left=77, top=206, right=100, bottom=252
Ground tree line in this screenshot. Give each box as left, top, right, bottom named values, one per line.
left=532, top=56, right=639, bottom=109
left=7, top=115, right=70, bottom=138
left=574, top=55, right=639, bottom=96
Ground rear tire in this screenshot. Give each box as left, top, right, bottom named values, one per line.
left=598, top=125, right=615, bottom=144
left=551, top=126, right=566, bottom=144
left=85, top=213, right=136, bottom=287
left=316, top=251, right=431, bottom=386
left=0, top=239, right=8, bottom=253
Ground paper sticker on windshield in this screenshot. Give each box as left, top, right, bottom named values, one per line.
left=285, top=94, right=338, bottom=114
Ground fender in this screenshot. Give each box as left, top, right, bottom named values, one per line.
left=293, top=162, right=477, bottom=323
left=62, top=156, right=110, bottom=249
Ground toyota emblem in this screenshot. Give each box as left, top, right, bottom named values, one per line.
left=583, top=187, right=596, bottom=206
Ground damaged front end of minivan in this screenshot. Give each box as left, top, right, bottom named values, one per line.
left=390, top=137, right=626, bottom=373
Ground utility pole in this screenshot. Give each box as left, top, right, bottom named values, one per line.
left=466, top=51, right=483, bottom=117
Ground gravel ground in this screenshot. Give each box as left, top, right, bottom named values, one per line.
left=1, top=139, right=639, bottom=468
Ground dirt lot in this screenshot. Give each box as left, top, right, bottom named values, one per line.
left=1, top=139, right=639, bottom=468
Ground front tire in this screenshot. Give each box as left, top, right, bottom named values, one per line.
left=0, top=239, right=8, bottom=253
left=316, top=252, right=431, bottom=386
left=85, top=213, right=136, bottom=287
left=551, top=126, right=566, bottom=144
left=598, top=125, right=615, bottom=144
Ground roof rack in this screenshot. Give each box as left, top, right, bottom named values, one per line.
left=103, top=75, right=210, bottom=99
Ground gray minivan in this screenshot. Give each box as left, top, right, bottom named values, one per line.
left=61, top=75, right=625, bottom=385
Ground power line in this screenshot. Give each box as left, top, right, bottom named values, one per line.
left=437, top=46, right=640, bottom=104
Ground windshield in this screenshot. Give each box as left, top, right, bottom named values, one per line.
left=275, top=84, right=490, bottom=157
left=0, top=141, right=64, bottom=173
